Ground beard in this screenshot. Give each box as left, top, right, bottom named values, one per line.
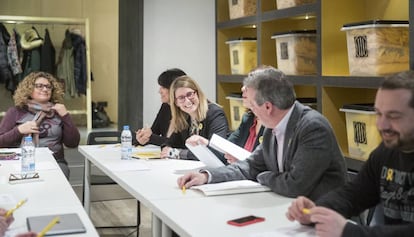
left=381, top=129, right=414, bottom=152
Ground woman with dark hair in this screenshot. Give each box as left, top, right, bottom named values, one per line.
left=160, top=75, right=229, bottom=163
left=135, top=68, right=186, bottom=146
left=224, top=86, right=265, bottom=163
left=0, top=71, right=80, bottom=179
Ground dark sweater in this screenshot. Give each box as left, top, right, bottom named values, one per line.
left=147, top=103, right=171, bottom=146
left=316, top=143, right=414, bottom=237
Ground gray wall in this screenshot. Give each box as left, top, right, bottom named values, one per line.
left=142, top=0, right=216, bottom=126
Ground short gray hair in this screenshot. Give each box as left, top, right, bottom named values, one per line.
left=243, top=66, right=296, bottom=109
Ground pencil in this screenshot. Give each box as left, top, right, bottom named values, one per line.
left=182, top=185, right=186, bottom=194
left=302, top=208, right=311, bottom=215
left=5, top=198, right=27, bottom=218
left=37, top=216, right=60, bottom=237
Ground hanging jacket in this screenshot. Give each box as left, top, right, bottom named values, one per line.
left=57, top=30, right=76, bottom=98
left=40, top=28, right=56, bottom=75
left=71, top=32, right=87, bottom=95
left=0, top=23, right=12, bottom=86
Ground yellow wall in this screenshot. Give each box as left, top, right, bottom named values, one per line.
left=0, top=0, right=119, bottom=123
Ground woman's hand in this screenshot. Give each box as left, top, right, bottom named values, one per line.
left=52, top=103, right=68, bottom=117
left=136, top=127, right=152, bottom=145
left=17, top=121, right=39, bottom=135
left=160, top=146, right=172, bottom=159
left=185, top=135, right=208, bottom=146
left=224, top=153, right=238, bottom=164
left=0, top=208, right=14, bottom=236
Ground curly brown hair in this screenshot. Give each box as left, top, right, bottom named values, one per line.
left=13, top=71, right=64, bottom=108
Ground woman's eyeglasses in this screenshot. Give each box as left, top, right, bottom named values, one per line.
left=34, top=83, right=53, bottom=90
left=175, top=90, right=197, bottom=104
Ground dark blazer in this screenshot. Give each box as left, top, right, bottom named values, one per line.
left=165, top=103, right=229, bottom=163
left=207, top=101, right=347, bottom=200
left=228, top=111, right=264, bottom=150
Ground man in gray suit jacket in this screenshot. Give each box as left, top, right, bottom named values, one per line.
left=178, top=66, right=347, bottom=200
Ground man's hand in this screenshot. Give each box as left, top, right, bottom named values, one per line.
left=310, top=206, right=347, bottom=237
left=286, top=196, right=315, bottom=225
left=177, top=172, right=208, bottom=189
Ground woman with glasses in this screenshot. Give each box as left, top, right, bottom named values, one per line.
left=0, top=71, right=80, bottom=179
left=160, top=75, right=229, bottom=163
left=135, top=68, right=186, bottom=146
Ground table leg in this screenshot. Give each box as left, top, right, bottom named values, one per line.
left=83, top=158, right=91, bottom=214
left=152, top=213, right=162, bottom=237
left=161, top=222, right=172, bottom=237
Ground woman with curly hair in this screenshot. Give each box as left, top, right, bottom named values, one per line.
left=0, top=71, right=80, bottom=179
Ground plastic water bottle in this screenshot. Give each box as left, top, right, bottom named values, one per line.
left=121, top=125, right=132, bottom=160
left=21, top=135, right=36, bottom=174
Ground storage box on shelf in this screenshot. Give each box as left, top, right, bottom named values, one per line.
left=276, top=0, right=316, bottom=10
left=226, top=37, right=257, bottom=75
left=271, top=30, right=317, bottom=75
left=341, top=20, right=409, bottom=76
left=228, top=0, right=256, bottom=19
left=226, top=94, right=245, bottom=131
left=340, top=104, right=381, bottom=161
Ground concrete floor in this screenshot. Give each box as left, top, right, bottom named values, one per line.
left=72, top=185, right=152, bottom=237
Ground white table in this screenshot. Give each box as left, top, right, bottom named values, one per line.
left=79, top=145, right=314, bottom=237
left=0, top=148, right=98, bottom=237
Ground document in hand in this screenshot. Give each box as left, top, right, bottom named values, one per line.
left=190, top=180, right=271, bottom=196
left=185, top=143, right=225, bottom=168
left=209, top=134, right=251, bottom=161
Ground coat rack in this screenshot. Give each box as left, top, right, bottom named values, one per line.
left=0, top=15, right=92, bottom=130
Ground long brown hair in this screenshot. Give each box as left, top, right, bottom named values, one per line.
left=13, top=71, right=64, bottom=108
left=169, top=75, right=208, bottom=132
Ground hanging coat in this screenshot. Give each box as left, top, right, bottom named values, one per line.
left=40, top=28, right=56, bottom=75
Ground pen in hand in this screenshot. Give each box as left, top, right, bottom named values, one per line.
left=182, top=185, right=186, bottom=195
left=302, top=208, right=310, bottom=215
left=5, top=198, right=28, bottom=218
left=37, top=216, right=60, bottom=237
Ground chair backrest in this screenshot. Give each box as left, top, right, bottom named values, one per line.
left=87, top=131, right=121, bottom=145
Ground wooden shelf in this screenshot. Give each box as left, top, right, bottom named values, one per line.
left=216, top=0, right=410, bottom=169
left=322, top=76, right=385, bottom=89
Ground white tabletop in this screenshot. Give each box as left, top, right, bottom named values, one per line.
left=0, top=148, right=98, bottom=237
left=79, top=145, right=315, bottom=237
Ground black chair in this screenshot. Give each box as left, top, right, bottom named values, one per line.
left=84, top=131, right=140, bottom=233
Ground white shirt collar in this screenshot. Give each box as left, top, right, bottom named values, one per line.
left=273, top=103, right=295, bottom=137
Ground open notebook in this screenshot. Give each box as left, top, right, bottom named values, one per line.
left=27, top=213, right=86, bottom=236
left=191, top=180, right=271, bottom=196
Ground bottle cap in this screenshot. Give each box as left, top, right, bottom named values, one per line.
left=24, top=136, right=33, bottom=142
left=123, top=125, right=129, bottom=130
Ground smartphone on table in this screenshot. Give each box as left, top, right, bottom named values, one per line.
left=227, top=215, right=265, bottom=227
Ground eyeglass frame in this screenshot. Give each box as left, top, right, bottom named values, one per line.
left=34, top=83, right=53, bottom=91
left=175, top=90, right=197, bottom=104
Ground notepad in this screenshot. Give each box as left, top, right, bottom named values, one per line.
left=27, top=213, right=86, bottom=236
left=191, top=180, right=271, bottom=196
left=131, top=145, right=161, bottom=159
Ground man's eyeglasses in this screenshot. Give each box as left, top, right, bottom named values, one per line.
left=175, top=91, right=197, bottom=104
left=34, top=83, right=53, bottom=90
